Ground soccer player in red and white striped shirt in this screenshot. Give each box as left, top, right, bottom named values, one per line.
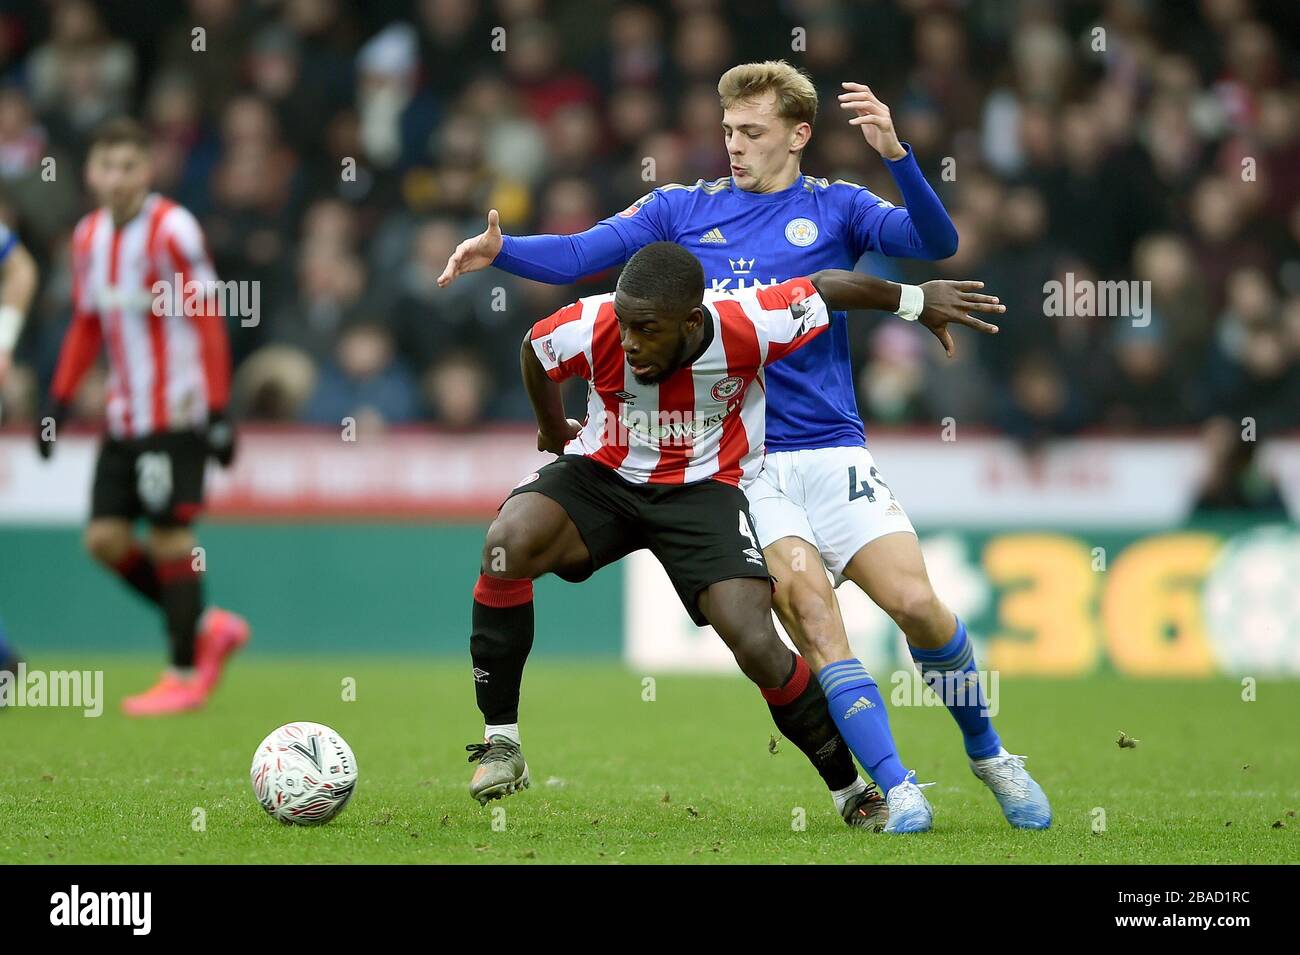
left=36, top=118, right=249, bottom=717
left=527, top=265, right=824, bottom=489
left=465, top=241, right=1002, bottom=813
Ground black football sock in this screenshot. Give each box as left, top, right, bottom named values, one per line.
left=157, top=556, right=202, bottom=670
left=469, top=574, right=535, bottom=727
left=110, top=544, right=162, bottom=606
left=762, top=653, right=859, bottom=792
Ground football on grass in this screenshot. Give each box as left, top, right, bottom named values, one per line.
left=250, top=721, right=358, bottom=825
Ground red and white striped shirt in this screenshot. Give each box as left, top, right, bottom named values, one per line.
left=51, top=193, right=231, bottom=439
left=530, top=277, right=830, bottom=487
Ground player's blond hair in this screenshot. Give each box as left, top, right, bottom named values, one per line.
left=717, top=60, right=818, bottom=127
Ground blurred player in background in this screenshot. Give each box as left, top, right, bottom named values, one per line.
left=35, top=119, right=249, bottom=717
left=0, top=219, right=37, bottom=701
left=0, top=220, right=37, bottom=406
left=466, top=241, right=1003, bottom=831
left=0, top=613, right=20, bottom=709
left=440, top=60, right=1050, bottom=831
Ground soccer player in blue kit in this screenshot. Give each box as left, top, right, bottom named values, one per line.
left=0, top=220, right=38, bottom=701
left=440, top=61, right=1050, bottom=832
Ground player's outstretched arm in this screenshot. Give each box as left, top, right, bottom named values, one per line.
left=520, top=331, right=581, bottom=453
left=840, top=81, right=959, bottom=260
left=808, top=270, right=1003, bottom=358
left=807, top=269, right=908, bottom=313
left=437, top=209, right=632, bottom=289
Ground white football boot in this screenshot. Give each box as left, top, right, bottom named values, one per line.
left=970, top=749, right=1052, bottom=829
left=883, top=771, right=934, bottom=833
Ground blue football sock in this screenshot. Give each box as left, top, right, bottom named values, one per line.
left=909, top=618, right=1001, bottom=760
left=818, top=659, right=910, bottom=793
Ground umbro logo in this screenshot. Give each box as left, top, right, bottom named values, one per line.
left=615, top=390, right=636, bottom=401
left=472, top=667, right=489, bottom=684
left=843, top=696, right=876, bottom=718
left=699, top=227, right=727, bottom=244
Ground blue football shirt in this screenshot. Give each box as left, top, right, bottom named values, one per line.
left=598, top=174, right=908, bottom=451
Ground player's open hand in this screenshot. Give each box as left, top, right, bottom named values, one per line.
left=839, top=83, right=906, bottom=161
left=537, top=418, right=582, bottom=454
left=436, top=209, right=504, bottom=288
left=917, top=281, right=1004, bottom=358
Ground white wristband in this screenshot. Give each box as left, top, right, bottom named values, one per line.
left=895, top=284, right=924, bottom=322
left=0, top=305, right=23, bottom=352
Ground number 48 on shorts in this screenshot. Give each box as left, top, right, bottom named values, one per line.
left=744, top=446, right=917, bottom=580
left=847, top=464, right=892, bottom=503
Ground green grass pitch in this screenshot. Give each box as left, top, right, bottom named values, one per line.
left=3, top=658, right=1297, bottom=863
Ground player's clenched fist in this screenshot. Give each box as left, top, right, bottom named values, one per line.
left=436, top=209, right=504, bottom=288
left=537, top=418, right=582, bottom=454
left=917, top=281, right=1004, bottom=358
left=839, top=82, right=906, bottom=161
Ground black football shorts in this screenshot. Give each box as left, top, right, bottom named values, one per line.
left=90, top=430, right=209, bottom=527
left=506, top=454, right=770, bottom=626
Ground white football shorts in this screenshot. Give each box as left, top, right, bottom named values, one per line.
left=745, top=445, right=916, bottom=585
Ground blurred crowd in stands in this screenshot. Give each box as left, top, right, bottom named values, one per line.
left=0, top=0, right=1297, bottom=458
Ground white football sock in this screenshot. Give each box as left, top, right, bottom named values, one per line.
left=485, top=723, right=520, bottom=745
left=831, top=775, right=869, bottom=812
